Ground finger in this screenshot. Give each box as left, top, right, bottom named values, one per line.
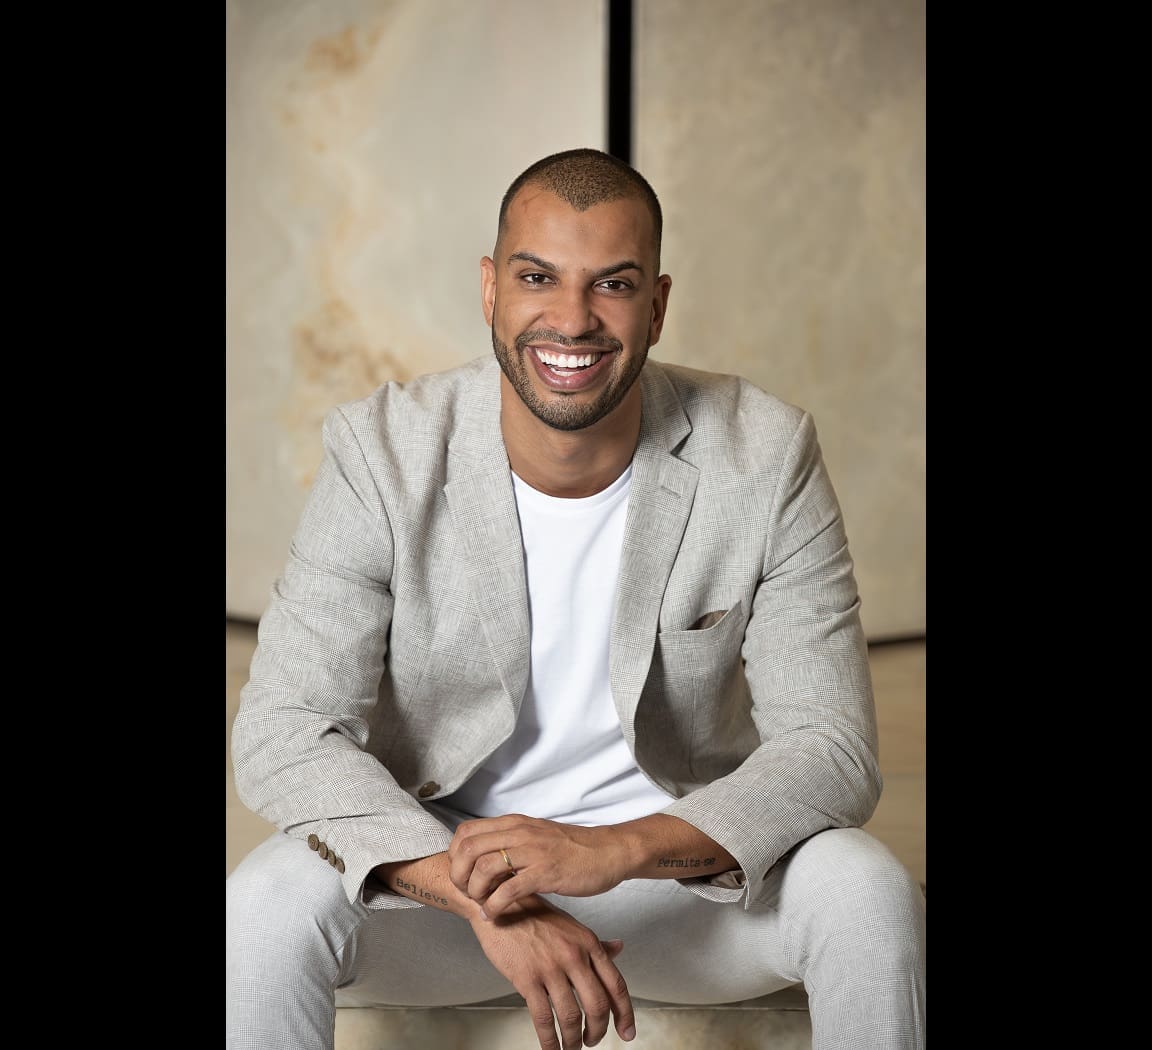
left=448, top=830, right=527, bottom=892
left=589, top=948, right=636, bottom=1043
left=480, top=866, right=540, bottom=917
left=523, top=987, right=562, bottom=1050
left=456, top=829, right=539, bottom=863
left=446, top=835, right=481, bottom=892
left=600, top=939, right=624, bottom=961
left=545, top=980, right=586, bottom=1050
left=448, top=832, right=521, bottom=893
left=452, top=814, right=535, bottom=846
left=568, top=971, right=613, bottom=1048
left=466, top=851, right=516, bottom=902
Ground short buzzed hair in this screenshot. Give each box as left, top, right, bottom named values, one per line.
left=497, top=148, right=663, bottom=268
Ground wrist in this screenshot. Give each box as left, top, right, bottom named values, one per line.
left=609, top=813, right=736, bottom=880
left=598, top=822, right=645, bottom=883
left=376, top=855, right=486, bottom=921
left=469, top=891, right=551, bottom=928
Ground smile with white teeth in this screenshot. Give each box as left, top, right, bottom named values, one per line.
left=534, top=348, right=604, bottom=372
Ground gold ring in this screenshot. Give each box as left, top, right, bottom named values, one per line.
left=500, top=848, right=516, bottom=875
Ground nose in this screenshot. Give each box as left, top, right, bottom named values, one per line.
left=544, top=285, right=599, bottom=339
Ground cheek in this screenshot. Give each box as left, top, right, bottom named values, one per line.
left=617, top=307, right=655, bottom=346
left=494, top=293, right=535, bottom=332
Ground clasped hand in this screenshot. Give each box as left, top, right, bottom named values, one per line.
left=448, top=813, right=626, bottom=918
left=450, top=816, right=636, bottom=1048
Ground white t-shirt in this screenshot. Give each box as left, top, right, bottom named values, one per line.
left=445, top=464, right=672, bottom=826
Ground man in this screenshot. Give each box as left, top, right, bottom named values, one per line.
left=227, top=148, right=926, bottom=1050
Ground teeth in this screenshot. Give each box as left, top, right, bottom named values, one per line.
left=535, top=349, right=602, bottom=369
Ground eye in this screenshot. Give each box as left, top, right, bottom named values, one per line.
left=597, top=279, right=632, bottom=293
left=520, top=273, right=553, bottom=286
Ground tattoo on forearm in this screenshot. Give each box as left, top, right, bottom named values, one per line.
left=394, top=876, right=449, bottom=907
left=656, top=856, right=717, bottom=869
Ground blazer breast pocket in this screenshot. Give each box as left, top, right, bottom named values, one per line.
left=655, top=600, right=746, bottom=681
left=639, top=600, right=753, bottom=783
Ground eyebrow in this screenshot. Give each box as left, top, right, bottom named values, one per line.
left=507, top=251, right=645, bottom=280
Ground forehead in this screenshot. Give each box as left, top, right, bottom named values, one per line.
left=500, top=188, right=655, bottom=269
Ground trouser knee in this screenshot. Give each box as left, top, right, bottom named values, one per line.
left=783, top=828, right=925, bottom=965
left=226, top=832, right=364, bottom=970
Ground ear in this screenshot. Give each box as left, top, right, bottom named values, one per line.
left=480, top=256, right=496, bottom=327
left=647, top=274, right=672, bottom=348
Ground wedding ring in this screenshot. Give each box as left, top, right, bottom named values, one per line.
left=500, top=848, right=517, bottom=875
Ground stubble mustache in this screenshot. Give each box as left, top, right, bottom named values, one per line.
left=514, top=329, right=623, bottom=354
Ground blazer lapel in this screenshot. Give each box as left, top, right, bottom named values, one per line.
left=441, top=359, right=696, bottom=735
left=611, top=364, right=698, bottom=745
left=444, top=361, right=531, bottom=715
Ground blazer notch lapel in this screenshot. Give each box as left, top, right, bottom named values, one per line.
left=443, top=371, right=531, bottom=714
left=610, top=446, right=699, bottom=742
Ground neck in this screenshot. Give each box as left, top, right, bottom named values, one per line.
left=500, top=377, right=642, bottom=498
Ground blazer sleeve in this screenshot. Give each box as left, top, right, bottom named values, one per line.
left=661, top=410, right=883, bottom=908
left=230, top=406, right=453, bottom=911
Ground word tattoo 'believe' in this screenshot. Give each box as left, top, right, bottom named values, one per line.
left=395, top=877, right=449, bottom=907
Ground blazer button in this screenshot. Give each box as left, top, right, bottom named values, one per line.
left=417, top=781, right=440, bottom=798
left=328, top=854, right=338, bottom=867
left=318, top=843, right=329, bottom=860
left=335, top=858, right=346, bottom=874
left=307, top=834, right=319, bottom=851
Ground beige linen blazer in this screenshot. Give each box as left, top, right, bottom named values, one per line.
left=232, top=355, right=881, bottom=911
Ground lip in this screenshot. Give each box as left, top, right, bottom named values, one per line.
left=526, top=344, right=617, bottom=392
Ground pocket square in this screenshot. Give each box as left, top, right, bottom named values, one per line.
left=688, top=610, right=727, bottom=631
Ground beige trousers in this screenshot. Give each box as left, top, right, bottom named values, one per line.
left=227, top=823, right=924, bottom=1049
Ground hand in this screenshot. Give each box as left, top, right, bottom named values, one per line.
left=449, top=814, right=626, bottom=917
left=469, top=893, right=636, bottom=1049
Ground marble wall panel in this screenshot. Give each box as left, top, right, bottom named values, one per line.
left=226, top=0, right=607, bottom=619
left=635, top=0, right=925, bottom=639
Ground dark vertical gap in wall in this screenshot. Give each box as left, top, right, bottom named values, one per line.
left=607, top=0, right=633, bottom=164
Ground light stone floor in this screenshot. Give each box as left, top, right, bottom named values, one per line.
left=226, top=621, right=925, bottom=1048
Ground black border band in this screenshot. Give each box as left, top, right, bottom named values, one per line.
left=607, top=0, right=633, bottom=164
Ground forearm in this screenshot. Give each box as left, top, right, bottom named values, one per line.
left=607, top=812, right=738, bottom=881
left=375, top=852, right=487, bottom=921
left=449, top=811, right=740, bottom=913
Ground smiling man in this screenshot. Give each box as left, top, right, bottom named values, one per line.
left=485, top=157, right=671, bottom=498
left=227, top=149, right=926, bottom=1050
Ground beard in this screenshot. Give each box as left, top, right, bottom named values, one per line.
left=491, top=322, right=647, bottom=432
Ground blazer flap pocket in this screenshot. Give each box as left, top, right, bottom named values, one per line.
left=659, top=600, right=745, bottom=646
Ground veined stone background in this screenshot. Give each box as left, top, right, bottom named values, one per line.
left=635, top=0, right=925, bottom=640
left=225, top=0, right=606, bottom=619
left=226, top=0, right=925, bottom=640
